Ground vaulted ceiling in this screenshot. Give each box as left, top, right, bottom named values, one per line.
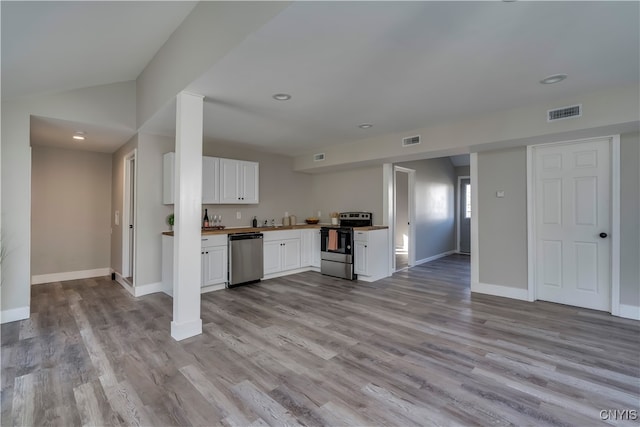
left=3, top=1, right=638, bottom=156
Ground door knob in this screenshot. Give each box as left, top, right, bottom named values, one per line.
left=599, top=232, right=608, bottom=238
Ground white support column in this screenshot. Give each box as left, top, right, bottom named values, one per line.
left=172, top=91, right=204, bottom=341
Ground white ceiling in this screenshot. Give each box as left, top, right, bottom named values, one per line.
left=1, top=1, right=196, bottom=100
left=3, top=1, right=639, bottom=157
left=30, top=116, right=134, bottom=153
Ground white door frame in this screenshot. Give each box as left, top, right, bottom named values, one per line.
left=526, top=135, right=620, bottom=314
left=122, top=149, right=137, bottom=283
left=456, top=175, right=471, bottom=253
left=393, top=166, right=416, bottom=270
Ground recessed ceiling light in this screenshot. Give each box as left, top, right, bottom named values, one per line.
left=540, top=74, right=568, bottom=84
left=272, top=93, right=291, bottom=101
left=358, top=123, right=373, bottom=129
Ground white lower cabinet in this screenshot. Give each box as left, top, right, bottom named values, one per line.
left=161, top=234, right=228, bottom=295
left=201, top=244, right=227, bottom=287
left=263, top=230, right=301, bottom=276
left=354, top=241, right=369, bottom=276
left=353, top=229, right=389, bottom=282
left=301, top=229, right=321, bottom=268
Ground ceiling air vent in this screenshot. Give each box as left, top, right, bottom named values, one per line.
left=402, top=135, right=421, bottom=147
left=313, top=153, right=325, bottom=162
left=547, top=104, right=582, bottom=122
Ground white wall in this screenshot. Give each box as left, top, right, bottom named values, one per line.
left=136, top=133, right=175, bottom=287
left=310, top=166, right=384, bottom=225
left=477, top=147, right=528, bottom=289
left=201, top=139, right=313, bottom=227
left=31, top=146, right=112, bottom=278
left=619, top=132, right=640, bottom=307
left=1, top=82, right=136, bottom=322
left=476, top=134, right=640, bottom=310
left=395, top=170, right=408, bottom=249
left=111, top=135, right=138, bottom=278
left=395, top=157, right=457, bottom=262
left=294, top=84, right=639, bottom=172
left=137, top=2, right=290, bottom=127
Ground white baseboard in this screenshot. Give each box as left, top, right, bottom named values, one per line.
left=263, top=266, right=313, bottom=280
left=113, top=272, right=166, bottom=298
left=113, top=271, right=135, bottom=296
left=1, top=306, right=30, bottom=324
left=171, top=318, right=203, bottom=341
left=471, top=281, right=530, bottom=301
left=201, top=283, right=226, bottom=294
left=415, top=250, right=456, bottom=266
left=134, top=282, right=164, bottom=297
left=32, top=268, right=110, bottom=285
left=618, top=304, right=640, bottom=320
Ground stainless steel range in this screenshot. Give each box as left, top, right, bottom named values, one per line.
left=320, top=212, right=372, bottom=280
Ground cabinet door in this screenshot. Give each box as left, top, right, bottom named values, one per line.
left=240, top=161, right=259, bottom=204
left=301, top=230, right=312, bottom=267
left=202, top=156, right=220, bottom=204
left=354, top=241, right=368, bottom=275
left=311, top=229, right=321, bottom=268
left=220, top=158, right=240, bottom=203
left=163, top=152, right=175, bottom=205
left=202, top=246, right=227, bottom=287
left=263, top=240, right=283, bottom=275
left=282, top=239, right=301, bottom=271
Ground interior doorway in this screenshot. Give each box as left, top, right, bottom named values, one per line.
left=122, top=149, right=137, bottom=285
left=394, top=166, right=415, bottom=271
left=457, top=176, right=471, bottom=254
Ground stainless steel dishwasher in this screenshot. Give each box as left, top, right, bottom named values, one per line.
left=228, top=232, right=264, bottom=287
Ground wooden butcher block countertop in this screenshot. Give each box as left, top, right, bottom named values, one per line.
left=161, top=224, right=388, bottom=236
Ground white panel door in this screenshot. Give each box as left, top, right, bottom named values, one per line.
left=354, top=241, right=368, bottom=276
left=202, top=246, right=227, bottom=287
left=202, top=156, right=220, bottom=204
left=240, top=161, right=259, bottom=204
left=220, top=158, right=240, bottom=203
left=281, top=239, right=301, bottom=271
left=535, top=139, right=611, bottom=311
left=263, top=240, right=283, bottom=275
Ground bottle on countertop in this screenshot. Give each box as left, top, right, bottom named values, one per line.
left=203, top=208, right=209, bottom=228
left=252, top=216, right=258, bottom=228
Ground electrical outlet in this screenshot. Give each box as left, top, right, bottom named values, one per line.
left=317, top=211, right=321, bottom=218
left=285, top=211, right=289, bottom=217
left=236, top=211, right=241, bottom=219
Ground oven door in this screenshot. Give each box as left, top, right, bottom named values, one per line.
left=320, top=227, right=353, bottom=262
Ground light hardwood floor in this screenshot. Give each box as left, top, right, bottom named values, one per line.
left=2, top=255, right=639, bottom=426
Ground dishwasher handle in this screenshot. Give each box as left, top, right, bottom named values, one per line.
left=229, top=233, right=263, bottom=241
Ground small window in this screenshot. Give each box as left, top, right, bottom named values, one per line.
left=465, top=184, right=471, bottom=218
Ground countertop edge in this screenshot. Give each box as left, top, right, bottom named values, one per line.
left=161, top=224, right=388, bottom=236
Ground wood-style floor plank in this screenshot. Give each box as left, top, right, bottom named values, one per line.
left=2, top=254, right=639, bottom=426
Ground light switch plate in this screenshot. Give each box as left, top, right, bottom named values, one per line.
left=496, top=191, right=505, bottom=198
left=236, top=211, right=241, bottom=219
left=115, top=211, right=119, bottom=225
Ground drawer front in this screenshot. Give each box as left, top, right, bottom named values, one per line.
left=263, top=229, right=301, bottom=242
left=353, top=230, right=368, bottom=242
left=201, top=234, right=227, bottom=248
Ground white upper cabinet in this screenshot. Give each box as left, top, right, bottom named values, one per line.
left=202, top=156, right=220, bottom=204
left=163, top=153, right=257, bottom=205
left=220, top=158, right=259, bottom=204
